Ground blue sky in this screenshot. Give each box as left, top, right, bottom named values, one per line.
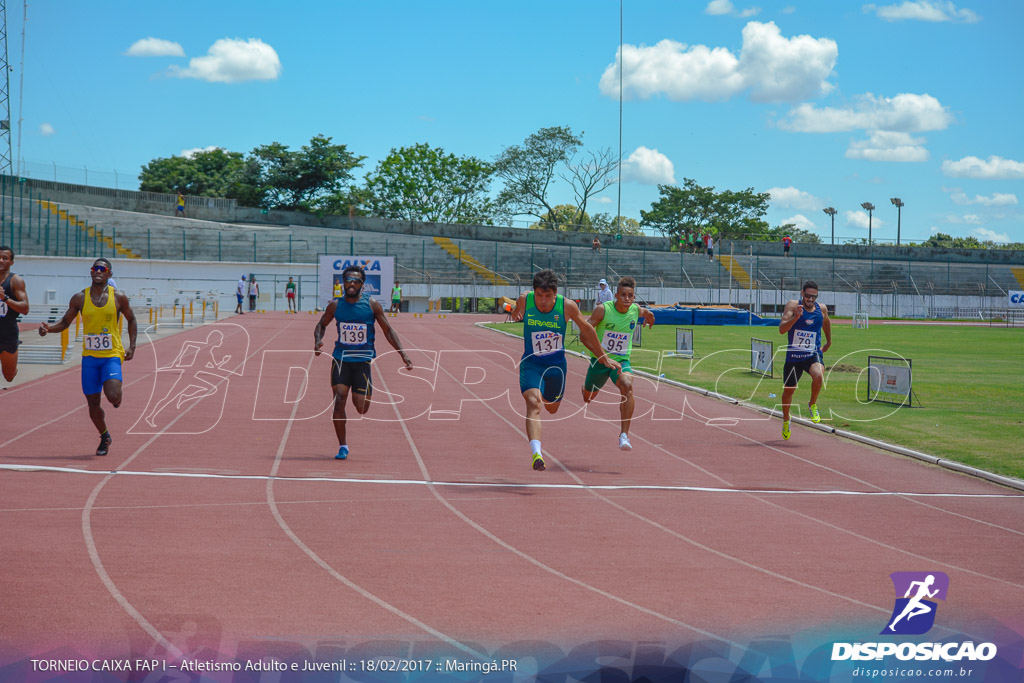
left=11, top=0, right=1024, bottom=243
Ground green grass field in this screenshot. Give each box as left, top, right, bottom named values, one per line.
left=488, top=321, right=1024, bottom=481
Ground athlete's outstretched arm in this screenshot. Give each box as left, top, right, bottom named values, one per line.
left=566, top=299, right=620, bottom=372
left=117, top=291, right=138, bottom=361
left=313, top=300, right=338, bottom=355
left=372, top=299, right=413, bottom=369
left=511, top=293, right=527, bottom=322
left=1, top=274, right=29, bottom=315
left=820, top=302, right=832, bottom=353
left=778, top=300, right=800, bottom=334
left=38, top=293, right=85, bottom=336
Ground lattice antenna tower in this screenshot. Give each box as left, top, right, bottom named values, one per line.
left=0, top=0, right=12, bottom=174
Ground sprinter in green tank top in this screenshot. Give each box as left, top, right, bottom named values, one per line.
left=581, top=276, right=656, bottom=451
left=512, top=269, right=620, bottom=471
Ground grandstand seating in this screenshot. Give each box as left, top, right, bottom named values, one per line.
left=4, top=191, right=1021, bottom=300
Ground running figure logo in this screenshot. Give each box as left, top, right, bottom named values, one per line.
left=131, top=325, right=248, bottom=435
left=882, top=571, right=949, bottom=635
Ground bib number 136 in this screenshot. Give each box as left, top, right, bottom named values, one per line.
left=85, top=333, right=113, bottom=351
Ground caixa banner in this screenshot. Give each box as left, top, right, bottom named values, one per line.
left=318, top=255, right=395, bottom=308
left=1008, top=291, right=1024, bottom=308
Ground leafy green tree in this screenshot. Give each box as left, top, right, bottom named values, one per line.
left=747, top=222, right=822, bottom=244
left=246, top=134, right=365, bottom=211
left=530, top=204, right=592, bottom=231
left=362, top=143, right=498, bottom=223
left=590, top=212, right=644, bottom=235
left=139, top=148, right=246, bottom=197
left=640, top=179, right=771, bottom=242
left=495, top=126, right=580, bottom=225
left=495, top=126, right=618, bottom=230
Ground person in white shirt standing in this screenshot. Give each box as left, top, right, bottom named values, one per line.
left=235, top=275, right=246, bottom=315
left=595, top=278, right=614, bottom=306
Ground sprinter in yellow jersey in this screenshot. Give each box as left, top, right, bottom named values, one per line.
left=39, top=259, right=137, bottom=456
left=581, top=276, right=655, bottom=451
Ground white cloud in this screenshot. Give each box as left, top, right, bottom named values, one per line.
left=768, top=186, right=822, bottom=210
left=599, top=21, right=836, bottom=103
left=930, top=227, right=940, bottom=233
left=705, top=0, right=733, bottom=14
left=947, top=189, right=1018, bottom=206
left=782, top=214, right=816, bottom=231
left=845, top=210, right=885, bottom=229
left=168, top=38, right=281, bottom=83
left=39, top=122, right=55, bottom=136
left=705, top=0, right=760, bottom=17
left=846, top=131, right=929, bottom=162
left=864, top=1, right=980, bottom=23
left=592, top=196, right=613, bottom=204
left=972, top=227, right=1010, bottom=242
left=780, top=5, right=797, bottom=13
left=125, top=37, right=185, bottom=58
left=943, top=213, right=982, bottom=224
left=621, top=146, right=676, bottom=184
left=941, top=155, right=1024, bottom=179
left=780, top=93, right=952, bottom=133
left=180, top=146, right=222, bottom=158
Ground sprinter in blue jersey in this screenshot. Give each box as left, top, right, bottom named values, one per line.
left=314, top=265, right=413, bottom=460
left=778, top=280, right=832, bottom=440
left=511, top=269, right=620, bottom=471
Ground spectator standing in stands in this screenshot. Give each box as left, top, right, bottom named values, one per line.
left=175, top=191, right=186, bottom=218
left=595, top=278, right=614, bottom=305
left=782, top=234, right=793, bottom=258
left=707, top=235, right=715, bottom=262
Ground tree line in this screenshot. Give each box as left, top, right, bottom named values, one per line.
left=137, top=126, right=819, bottom=244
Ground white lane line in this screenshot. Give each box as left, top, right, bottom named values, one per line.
left=263, top=354, right=486, bottom=661
left=79, top=323, right=286, bottom=658
left=373, top=358, right=749, bottom=650
left=4, top=464, right=1021, bottom=498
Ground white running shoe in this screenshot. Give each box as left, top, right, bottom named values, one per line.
left=618, top=433, right=632, bottom=451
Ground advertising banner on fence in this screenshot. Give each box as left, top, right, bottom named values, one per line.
left=1009, top=291, right=1024, bottom=308
left=317, top=255, right=394, bottom=308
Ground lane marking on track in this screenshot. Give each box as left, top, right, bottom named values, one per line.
left=3, top=463, right=1022, bottom=499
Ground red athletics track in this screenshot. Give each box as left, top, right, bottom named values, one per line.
left=1, top=312, right=1022, bottom=667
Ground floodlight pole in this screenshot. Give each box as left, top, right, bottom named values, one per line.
left=890, top=197, right=904, bottom=246
left=823, top=207, right=837, bottom=245
left=861, top=202, right=875, bottom=246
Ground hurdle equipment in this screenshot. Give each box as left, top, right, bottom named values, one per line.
left=750, top=338, right=773, bottom=377
left=665, top=327, right=694, bottom=358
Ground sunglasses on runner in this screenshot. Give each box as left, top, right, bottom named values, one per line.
left=343, top=276, right=364, bottom=283
left=91, top=265, right=109, bottom=273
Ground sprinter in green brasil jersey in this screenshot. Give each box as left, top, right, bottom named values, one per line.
left=512, top=269, right=620, bottom=471
left=581, top=276, right=656, bottom=451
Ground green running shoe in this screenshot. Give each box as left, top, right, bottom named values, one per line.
left=809, top=404, right=821, bottom=423
left=782, top=421, right=791, bottom=440
left=532, top=453, right=546, bottom=471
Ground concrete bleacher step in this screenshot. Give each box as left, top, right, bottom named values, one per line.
left=18, top=345, right=67, bottom=364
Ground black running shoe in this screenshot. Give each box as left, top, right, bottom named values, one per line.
left=96, top=432, right=112, bottom=456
